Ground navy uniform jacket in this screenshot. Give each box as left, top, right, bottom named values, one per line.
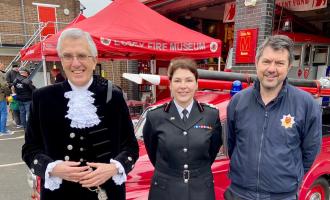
left=22, top=76, right=139, bottom=200
left=143, top=100, right=222, bottom=200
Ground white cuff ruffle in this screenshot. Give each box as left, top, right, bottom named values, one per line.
left=45, top=160, right=63, bottom=191
left=64, top=90, right=100, bottom=129
left=110, top=159, right=127, bottom=185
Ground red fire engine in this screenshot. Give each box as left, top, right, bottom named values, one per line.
left=28, top=31, right=330, bottom=200
left=28, top=70, right=330, bottom=200
left=124, top=71, right=330, bottom=200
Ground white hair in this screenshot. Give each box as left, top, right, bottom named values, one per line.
left=56, top=28, right=98, bottom=57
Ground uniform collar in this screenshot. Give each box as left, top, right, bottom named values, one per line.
left=173, top=99, right=194, bottom=118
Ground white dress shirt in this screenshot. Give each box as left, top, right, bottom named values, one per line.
left=173, top=100, right=194, bottom=119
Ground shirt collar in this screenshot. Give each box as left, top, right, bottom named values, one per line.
left=68, top=77, right=93, bottom=91
left=173, top=99, right=194, bottom=118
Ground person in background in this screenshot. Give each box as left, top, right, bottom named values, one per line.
left=0, top=70, right=11, bottom=135
left=225, top=35, right=322, bottom=200
left=9, top=90, right=22, bottom=129
left=143, top=58, right=222, bottom=200
left=6, top=61, right=20, bottom=87
left=50, top=67, right=65, bottom=83
left=13, top=67, right=35, bottom=129
left=6, top=62, right=21, bottom=123
left=22, top=28, right=139, bottom=200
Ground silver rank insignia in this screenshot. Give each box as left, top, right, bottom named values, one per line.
left=97, top=186, right=108, bottom=200
left=170, top=117, right=175, bottom=120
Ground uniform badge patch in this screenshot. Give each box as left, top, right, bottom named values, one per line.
left=281, top=114, right=295, bottom=129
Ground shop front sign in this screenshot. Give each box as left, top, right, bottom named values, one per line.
left=276, top=0, right=327, bottom=11
left=235, top=28, right=258, bottom=64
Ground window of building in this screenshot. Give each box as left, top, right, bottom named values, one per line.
left=303, top=44, right=312, bottom=66
left=312, top=46, right=328, bottom=66
left=293, top=45, right=302, bottom=67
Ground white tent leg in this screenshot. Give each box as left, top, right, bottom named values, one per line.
left=111, top=60, right=115, bottom=81
left=150, top=60, right=156, bottom=103
left=42, top=55, right=48, bottom=86
left=218, top=56, right=221, bottom=71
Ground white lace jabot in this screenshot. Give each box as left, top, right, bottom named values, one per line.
left=65, top=78, right=100, bottom=129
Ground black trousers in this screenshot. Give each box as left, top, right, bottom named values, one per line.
left=224, top=189, right=297, bottom=200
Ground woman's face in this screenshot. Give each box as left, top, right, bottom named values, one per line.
left=169, top=68, right=198, bottom=108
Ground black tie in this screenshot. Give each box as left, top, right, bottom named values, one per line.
left=182, top=109, right=188, bottom=122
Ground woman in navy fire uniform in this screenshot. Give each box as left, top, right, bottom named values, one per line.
left=143, top=58, right=222, bottom=200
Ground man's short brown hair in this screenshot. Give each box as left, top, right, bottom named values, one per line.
left=168, top=58, right=198, bottom=81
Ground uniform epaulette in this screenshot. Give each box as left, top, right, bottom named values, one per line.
left=200, top=102, right=217, bottom=109
left=148, top=102, right=168, bottom=112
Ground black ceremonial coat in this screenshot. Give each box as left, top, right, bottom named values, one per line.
left=22, top=76, right=139, bottom=200
left=143, top=100, right=222, bottom=200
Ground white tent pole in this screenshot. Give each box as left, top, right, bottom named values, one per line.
left=41, top=40, right=48, bottom=86
left=42, top=55, right=48, bottom=86
left=150, top=59, right=156, bottom=103
left=218, top=57, right=221, bottom=71
left=111, top=60, right=115, bottom=82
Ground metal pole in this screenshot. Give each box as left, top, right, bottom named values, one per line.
left=150, top=60, right=156, bottom=103
left=20, top=0, right=28, bottom=42
left=42, top=55, right=48, bottom=86
left=111, top=60, right=115, bottom=81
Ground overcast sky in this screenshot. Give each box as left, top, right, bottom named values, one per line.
left=79, top=0, right=112, bottom=17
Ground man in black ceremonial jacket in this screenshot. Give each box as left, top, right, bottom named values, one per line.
left=22, top=28, right=139, bottom=200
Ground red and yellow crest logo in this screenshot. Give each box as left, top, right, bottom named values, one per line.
left=281, top=114, right=295, bottom=129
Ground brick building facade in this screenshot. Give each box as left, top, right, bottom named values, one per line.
left=0, top=0, right=80, bottom=68
left=232, top=0, right=275, bottom=73
left=101, top=60, right=137, bottom=100
left=0, top=0, right=133, bottom=99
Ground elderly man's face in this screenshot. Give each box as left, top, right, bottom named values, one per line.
left=59, top=37, right=96, bottom=86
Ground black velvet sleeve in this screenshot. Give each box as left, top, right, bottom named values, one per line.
left=22, top=89, right=54, bottom=179
left=111, top=88, right=139, bottom=174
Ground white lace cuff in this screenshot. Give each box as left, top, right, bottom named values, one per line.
left=45, top=160, right=63, bottom=191
left=110, top=159, right=126, bottom=185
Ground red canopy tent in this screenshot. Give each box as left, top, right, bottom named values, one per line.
left=20, top=41, right=43, bottom=61
left=20, top=14, right=87, bottom=61
left=31, top=0, right=221, bottom=60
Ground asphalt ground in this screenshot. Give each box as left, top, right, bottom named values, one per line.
left=0, top=119, right=31, bottom=200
